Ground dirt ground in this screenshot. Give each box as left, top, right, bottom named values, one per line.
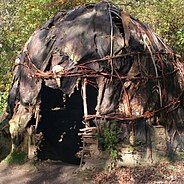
left=0, top=160, right=184, bottom=184
left=0, top=160, right=87, bottom=184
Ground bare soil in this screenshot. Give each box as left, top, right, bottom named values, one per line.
left=0, top=160, right=87, bottom=184
left=0, top=160, right=184, bottom=184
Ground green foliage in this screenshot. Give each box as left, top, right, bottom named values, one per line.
left=0, top=0, right=57, bottom=115
left=177, top=28, right=184, bottom=45
left=99, top=123, right=121, bottom=158
left=0, top=79, right=11, bottom=115
left=0, top=91, right=9, bottom=115
left=4, top=150, right=26, bottom=165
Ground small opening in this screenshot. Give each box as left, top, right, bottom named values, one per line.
left=37, top=81, right=97, bottom=164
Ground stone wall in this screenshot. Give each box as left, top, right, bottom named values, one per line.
left=117, top=125, right=167, bottom=166
left=82, top=125, right=170, bottom=168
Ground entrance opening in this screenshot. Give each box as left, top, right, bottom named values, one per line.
left=37, top=82, right=97, bottom=164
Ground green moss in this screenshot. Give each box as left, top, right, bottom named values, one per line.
left=4, top=150, right=27, bottom=165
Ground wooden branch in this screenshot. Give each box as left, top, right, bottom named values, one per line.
left=82, top=78, right=89, bottom=127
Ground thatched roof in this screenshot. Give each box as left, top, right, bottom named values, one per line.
left=1, top=2, right=184, bottom=153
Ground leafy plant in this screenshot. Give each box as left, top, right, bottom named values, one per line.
left=99, top=123, right=121, bottom=158
left=177, top=28, right=184, bottom=45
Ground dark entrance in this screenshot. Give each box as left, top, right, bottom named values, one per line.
left=37, top=82, right=97, bottom=164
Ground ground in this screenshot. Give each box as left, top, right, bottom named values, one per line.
left=0, top=160, right=184, bottom=184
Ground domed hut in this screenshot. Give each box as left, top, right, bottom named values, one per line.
left=1, top=2, right=184, bottom=165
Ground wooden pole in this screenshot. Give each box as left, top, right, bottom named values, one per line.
left=82, top=78, right=89, bottom=127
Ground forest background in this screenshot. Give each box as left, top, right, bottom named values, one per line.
left=0, top=0, right=183, bottom=115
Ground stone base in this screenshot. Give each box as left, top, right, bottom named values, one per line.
left=116, top=125, right=168, bottom=166
left=82, top=125, right=171, bottom=168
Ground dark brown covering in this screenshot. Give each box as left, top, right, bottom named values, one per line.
left=1, top=2, right=184, bottom=159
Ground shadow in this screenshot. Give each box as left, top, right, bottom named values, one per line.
left=0, top=123, right=11, bottom=161
left=27, top=161, right=80, bottom=184
left=37, top=85, right=84, bottom=165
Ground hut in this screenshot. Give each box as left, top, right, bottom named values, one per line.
left=1, top=1, right=184, bottom=165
